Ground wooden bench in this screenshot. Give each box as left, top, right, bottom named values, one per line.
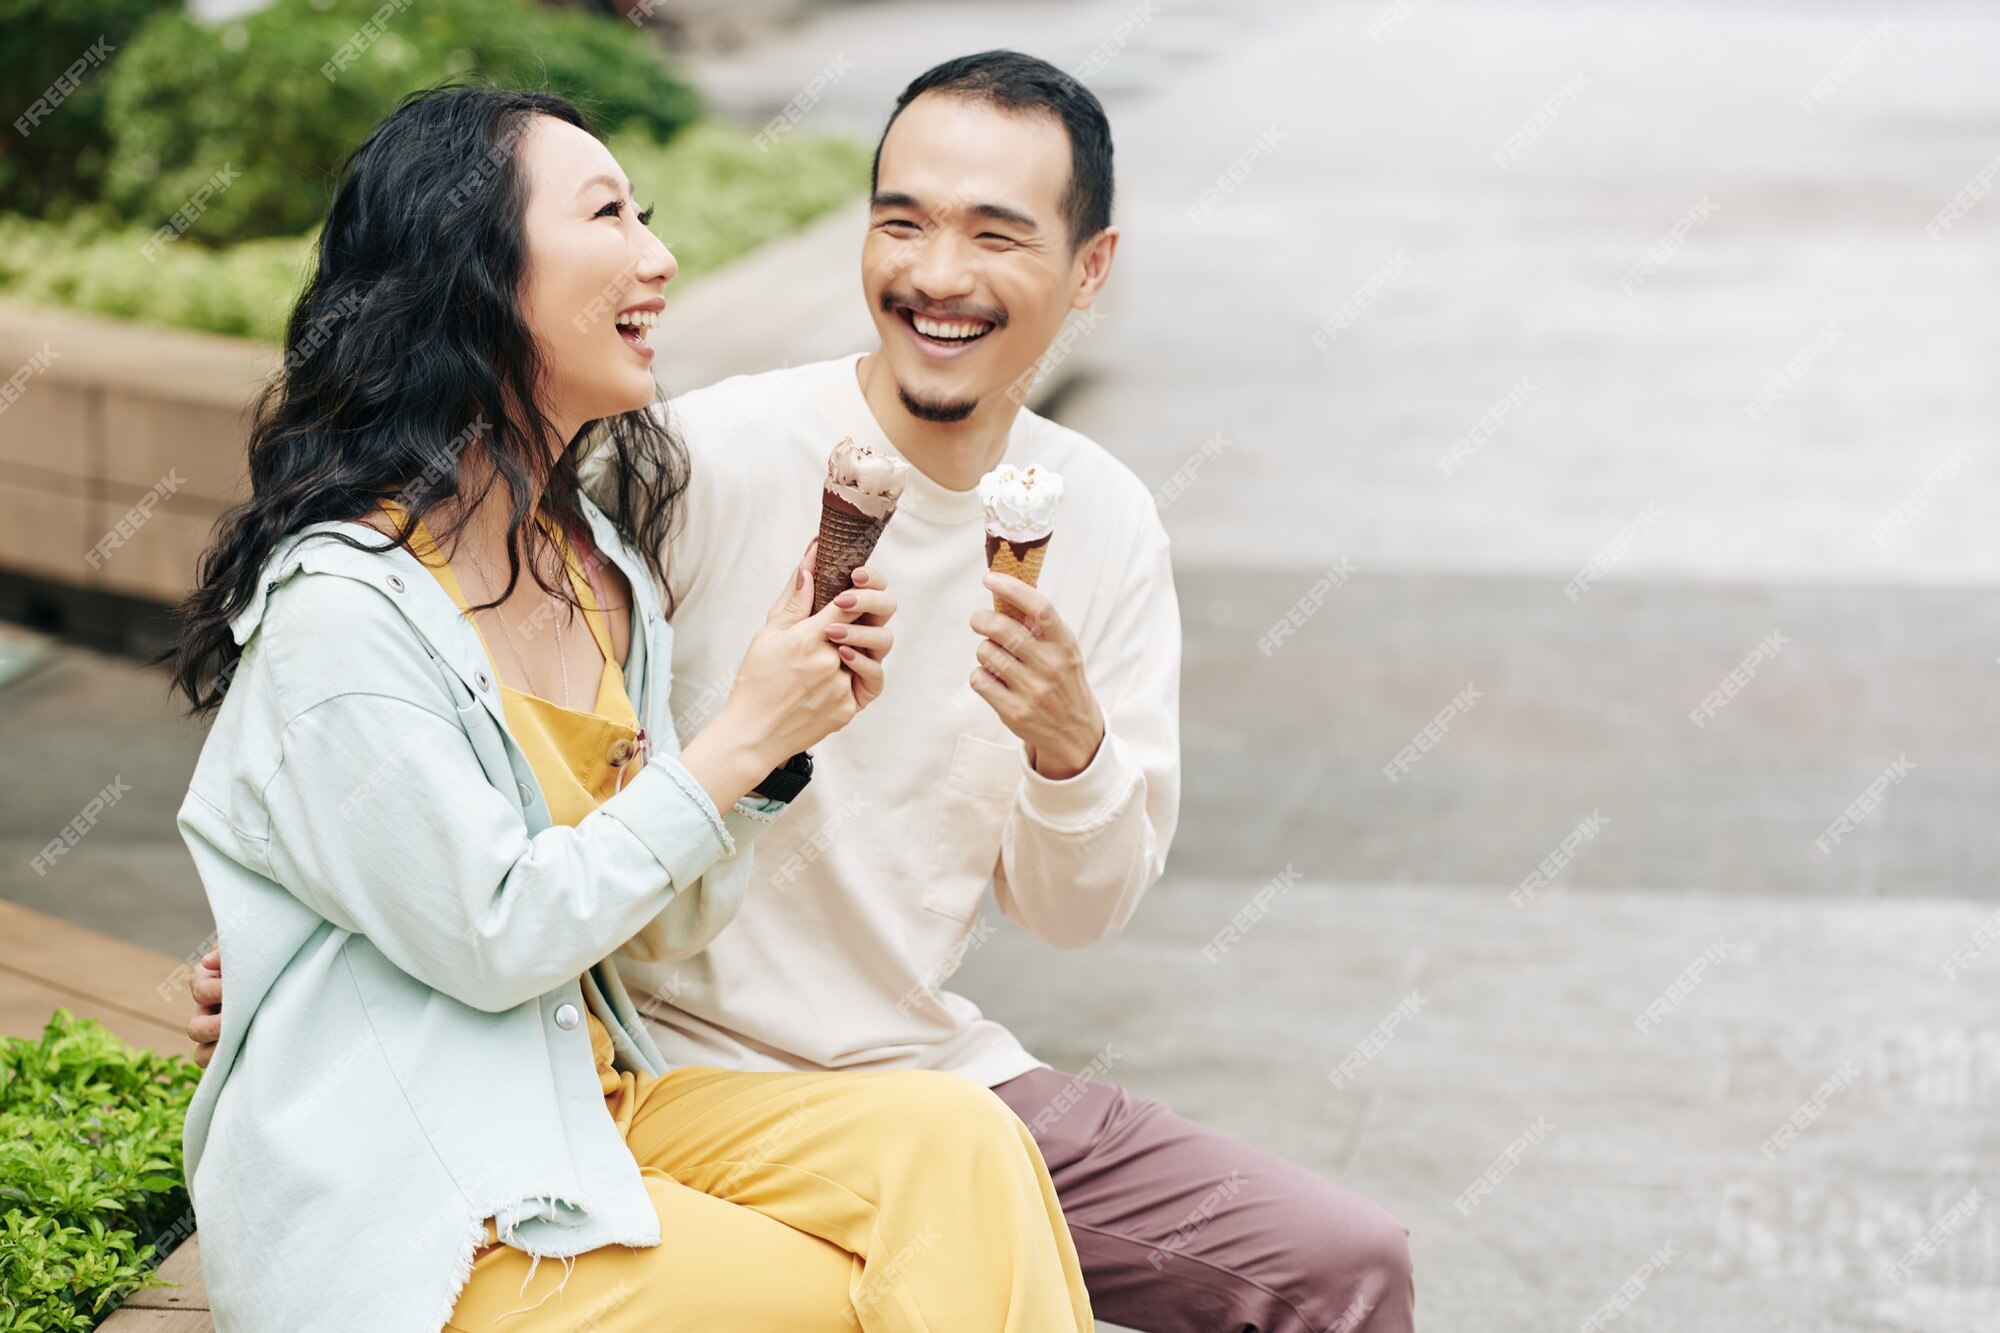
left=97, top=1238, right=211, bottom=1331
left=0, top=900, right=214, bottom=1329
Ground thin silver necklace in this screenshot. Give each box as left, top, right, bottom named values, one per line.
left=464, top=532, right=571, bottom=708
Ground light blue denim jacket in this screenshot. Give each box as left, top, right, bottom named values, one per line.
left=176, top=494, right=782, bottom=1332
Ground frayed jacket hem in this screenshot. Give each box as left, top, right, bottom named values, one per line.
left=428, top=1191, right=663, bottom=1333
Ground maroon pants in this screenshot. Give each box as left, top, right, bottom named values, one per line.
left=989, top=1067, right=1415, bottom=1332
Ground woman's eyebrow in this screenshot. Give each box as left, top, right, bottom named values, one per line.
left=576, top=172, right=633, bottom=199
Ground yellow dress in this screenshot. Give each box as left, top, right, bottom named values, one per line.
left=387, top=504, right=1093, bottom=1332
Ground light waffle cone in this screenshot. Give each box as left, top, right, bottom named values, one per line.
left=812, top=501, right=892, bottom=613
left=987, top=539, right=1049, bottom=612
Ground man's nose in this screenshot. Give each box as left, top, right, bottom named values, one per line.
left=905, top=229, right=976, bottom=301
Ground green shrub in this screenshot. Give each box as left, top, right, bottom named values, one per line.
left=0, top=1008, right=202, bottom=1332
left=0, top=124, right=869, bottom=343
left=100, top=0, right=703, bottom=242
left=0, top=212, right=311, bottom=340
left=0, top=0, right=176, bottom=217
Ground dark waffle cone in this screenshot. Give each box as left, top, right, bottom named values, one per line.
left=987, top=538, right=1050, bottom=612
left=813, top=501, right=892, bottom=612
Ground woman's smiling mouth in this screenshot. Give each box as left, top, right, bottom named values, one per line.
left=614, top=306, right=659, bottom=359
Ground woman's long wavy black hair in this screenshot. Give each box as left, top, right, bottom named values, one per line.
left=165, top=84, right=687, bottom=714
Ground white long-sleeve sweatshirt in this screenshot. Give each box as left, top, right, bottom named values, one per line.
left=595, top=352, right=1182, bottom=1087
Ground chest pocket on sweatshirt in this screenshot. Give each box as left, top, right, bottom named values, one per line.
left=919, top=733, right=1026, bottom=923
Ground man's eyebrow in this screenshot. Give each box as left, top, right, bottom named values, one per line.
left=577, top=172, right=632, bottom=198
left=871, top=191, right=1039, bottom=231
left=967, top=201, right=1039, bottom=231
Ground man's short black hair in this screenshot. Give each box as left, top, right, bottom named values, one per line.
left=871, top=50, right=1114, bottom=253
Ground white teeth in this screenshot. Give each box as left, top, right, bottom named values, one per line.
left=913, top=314, right=989, bottom=341
left=616, top=308, right=658, bottom=340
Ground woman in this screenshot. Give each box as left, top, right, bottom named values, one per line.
left=166, top=85, right=1093, bottom=1331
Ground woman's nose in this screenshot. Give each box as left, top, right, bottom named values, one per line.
left=636, top=227, right=677, bottom=287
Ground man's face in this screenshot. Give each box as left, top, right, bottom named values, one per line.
left=862, top=93, right=1093, bottom=423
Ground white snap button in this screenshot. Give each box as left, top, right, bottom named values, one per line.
left=387, top=574, right=405, bottom=592
left=476, top=670, right=490, bottom=691
left=554, top=1003, right=579, bottom=1030
left=516, top=782, right=533, bottom=806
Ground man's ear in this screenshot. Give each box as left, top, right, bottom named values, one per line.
left=1071, top=225, right=1120, bottom=312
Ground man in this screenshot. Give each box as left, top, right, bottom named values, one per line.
left=191, top=51, right=1414, bottom=1331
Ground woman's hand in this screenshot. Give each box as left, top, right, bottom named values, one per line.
left=826, top=563, right=896, bottom=709
left=678, top=539, right=896, bottom=810
left=726, top=537, right=896, bottom=751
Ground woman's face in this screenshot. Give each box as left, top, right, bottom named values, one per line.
left=515, top=115, right=676, bottom=446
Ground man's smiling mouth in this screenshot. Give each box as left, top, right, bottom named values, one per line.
left=897, top=307, right=997, bottom=347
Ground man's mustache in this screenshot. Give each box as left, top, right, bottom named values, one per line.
left=881, top=291, right=1008, bottom=328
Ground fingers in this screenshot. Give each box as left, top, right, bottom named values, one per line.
left=190, top=944, right=222, bottom=1063
left=842, top=647, right=886, bottom=705
left=824, top=622, right=893, bottom=659
left=846, top=568, right=894, bottom=628
left=766, top=539, right=818, bottom=625
left=984, top=572, right=1061, bottom=638
left=970, top=608, right=1037, bottom=656
left=969, top=662, right=1014, bottom=710
left=975, top=638, right=1018, bottom=682
left=188, top=1005, right=221, bottom=1049
left=814, top=587, right=897, bottom=627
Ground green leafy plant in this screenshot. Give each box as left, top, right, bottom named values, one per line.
left=0, top=0, right=177, bottom=217
left=0, top=1008, right=201, bottom=1332
left=0, top=124, right=870, bottom=343
left=100, top=0, right=705, bottom=241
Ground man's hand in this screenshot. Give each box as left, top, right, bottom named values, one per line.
left=969, top=571, right=1106, bottom=780
left=188, top=946, right=221, bottom=1069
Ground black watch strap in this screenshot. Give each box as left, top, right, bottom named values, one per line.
left=751, top=750, right=814, bottom=804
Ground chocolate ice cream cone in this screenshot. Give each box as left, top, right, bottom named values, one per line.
left=811, top=437, right=909, bottom=612
left=814, top=489, right=894, bottom=613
